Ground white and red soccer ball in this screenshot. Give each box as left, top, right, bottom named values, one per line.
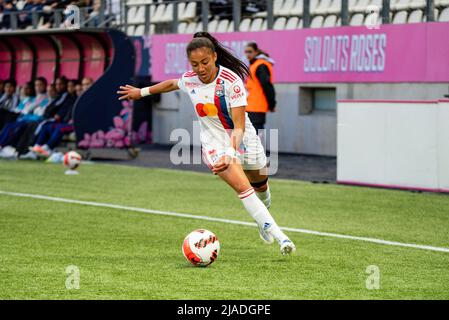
left=182, top=229, right=220, bottom=267
left=63, top=151, right=82, bottom=170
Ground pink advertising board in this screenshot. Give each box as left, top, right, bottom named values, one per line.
left=150, top=22, right=449, bottom=83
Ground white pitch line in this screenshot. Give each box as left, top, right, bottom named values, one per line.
left=1, top=190, right=449, bottom=254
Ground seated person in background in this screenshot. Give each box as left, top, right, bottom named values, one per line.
left=0, top=0, right=17, bottom=29
left=81, top=77, right=93, bottom=92
left=0, top=78, right=47, bottom=158
left=29, top=78, right=77, bottom=158
left=74, top=77, right=93, bottom=97
left=16, top=77, right=72, bottom=160
left=0, top=79, right=20, bottom=130
left=67, top=79, right=79, bottom=97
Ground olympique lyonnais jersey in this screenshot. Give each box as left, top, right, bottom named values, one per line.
left=177, top=65, right=259, bottom=150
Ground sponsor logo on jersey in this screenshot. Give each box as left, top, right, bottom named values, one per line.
left=233, top=85, right=241, bottom=93
left=231, top=92, right=244, bottom=100
left=185, top=81, right=203, bottom=88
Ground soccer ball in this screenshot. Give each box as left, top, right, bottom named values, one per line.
left=63, top=151, right=82, bottom=170
left=182, top=229, right=220, bottom=267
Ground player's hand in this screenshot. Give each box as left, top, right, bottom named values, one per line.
left=212, top=155, right=232, bottom=175
left=117, top=85, right=142, bottom=101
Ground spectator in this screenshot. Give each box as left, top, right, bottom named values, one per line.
left=0, top=79, right=20, bottom=130
left=67, top=79, right=79, bottom=96
left=81, top=77, right=93, bottom=92
left=75, top=77, right=93, bottom=97
left=28, top=77, right=77, bottom=158
left=0, top=0, right=17, bottom=29
left=17, top=77, right=73, bottom=159
left=75, top=83, right=83, bottom=97
left=244, top=42, right=276, bottom=135
left=0, top=80, right=40, bottom=158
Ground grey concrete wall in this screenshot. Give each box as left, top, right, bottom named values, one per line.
left=152, top=83, right=449, bottom=156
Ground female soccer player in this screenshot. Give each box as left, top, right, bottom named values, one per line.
left=117, top=32, right=296, bottom=255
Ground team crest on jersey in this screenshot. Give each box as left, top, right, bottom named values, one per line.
left=215, top=84, right=224, bottom=97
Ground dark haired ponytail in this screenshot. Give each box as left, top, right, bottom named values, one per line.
left=187, top=32, right=250, bottom=80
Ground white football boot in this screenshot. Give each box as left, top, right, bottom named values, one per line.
left=280, top=239, right=296, bottom=255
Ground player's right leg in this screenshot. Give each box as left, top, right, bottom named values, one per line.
left=218, top=162, right=296, bottom=255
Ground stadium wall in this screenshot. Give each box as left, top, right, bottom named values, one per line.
left=148, top=22, right=449, bottom=156
left=337, top=99, right=449, bottom=193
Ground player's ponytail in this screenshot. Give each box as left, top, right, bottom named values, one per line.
left=187, top=32, right=250, bottom=81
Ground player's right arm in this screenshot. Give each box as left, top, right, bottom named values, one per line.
left=117, top=79, right=179, bottom=101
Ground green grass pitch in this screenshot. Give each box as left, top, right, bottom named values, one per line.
left=1, top=160, right=449, bottom=299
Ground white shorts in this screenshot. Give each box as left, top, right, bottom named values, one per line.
left=201, top=135, right=267, bottom=171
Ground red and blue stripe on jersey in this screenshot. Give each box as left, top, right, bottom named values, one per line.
left=214, top=69, right=238, bottom=130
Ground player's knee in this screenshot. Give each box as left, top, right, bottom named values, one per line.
left=250, top=178, right=268, bottom=192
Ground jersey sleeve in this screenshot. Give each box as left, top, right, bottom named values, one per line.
left=177, top=75, right=187, bottom=93
left=227, top=78, right=247, bottom=108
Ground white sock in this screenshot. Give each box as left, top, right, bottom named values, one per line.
left=256, top=185, right=271, bottom=208
left=239, top=188, right=288, bottom=244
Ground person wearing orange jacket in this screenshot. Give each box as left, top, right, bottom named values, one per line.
left=244, top=42, right=276, bottom=134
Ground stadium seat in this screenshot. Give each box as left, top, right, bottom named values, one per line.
left=239, top=18, right=252, bottom=32
left=349, top=13, right=365, bottom=25
left=185, top=21, right=197, bottom=34
left=408, top=9, right=423, bottom=23
left=176, top=2, right=186, bottom=20
left=273, top=17, right=287, bottom=30
left=274, top=0, right=284, bottom=16
left=350, top=0, right=369, bottom=13
left=323, top=14, right=338, bottom=27
left=136, top=6, right=147, bottom=24
left=227, top=20, right=235, bottom=32
left=392, top=10, right=408, bottom=24
left=315, top=0, right=333, bottom=15
left=127, top=25, right=135, bottom=35
left=409, top=0, right=426, bottom=9
left=134, top=25, right=145, bottom=36
left=196, top=21, right=204, bottom=33
left=369, top=0, right=383, bottom=10
left=262, top=19, right=268, bottom=31
left=161, top=3, right=174, bottom=23
left=250, top=18, right=264, bottom=31
left=216, top=20, right=230, bottom=33
left=179, top=2, right=196, bottom=21
left=178, top=22, right=188, bottom=34
left=291, top=0, right=304, bottom=16
left=391, top=0, right=411, bottom=11
left=310, top=15, right=324, bottom=28
left=328, top=0, right=342, bottom=15
left=439, top=7, right=449, bottom=21
left=279, top=0, right=297, bottom=16
left=127, top=6, right=138, bottom=24
left=151, top=3, right=166, bottom=23
left=364, top=12, right=382, bottom=26
left=285, top=16, right=300, bottom=29
left=208, top=19, right=219, bottom=33
left=310, top=0, right=322, bottom=14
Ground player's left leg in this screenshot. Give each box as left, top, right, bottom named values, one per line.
left=244, top=168, right=271, bottom=209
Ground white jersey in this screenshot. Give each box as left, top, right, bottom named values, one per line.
left=177, top=65, right=259, bottom=151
